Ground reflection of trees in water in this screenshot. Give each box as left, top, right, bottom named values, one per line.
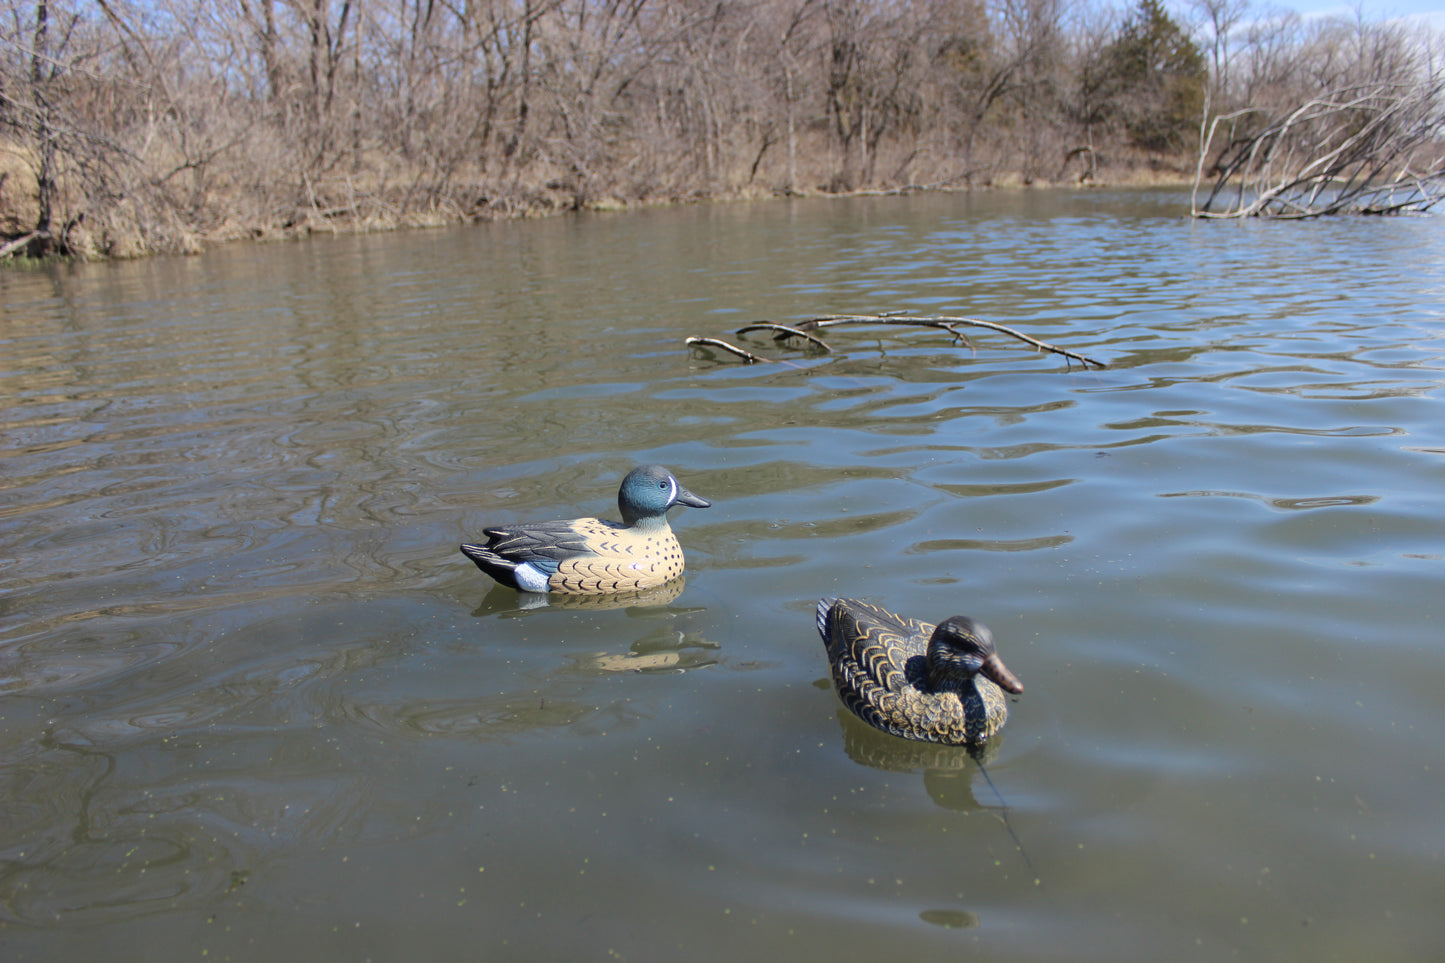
left=0, top=638, right=414, bottom=925
left=0, top=606, right=709, bottom=928
left=0, top=731, right=323, bottom=925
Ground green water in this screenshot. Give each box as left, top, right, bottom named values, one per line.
left=2, top=190, right=1444, bottom=960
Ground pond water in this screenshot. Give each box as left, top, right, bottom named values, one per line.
left=2, top=190, right=1443, bottom=961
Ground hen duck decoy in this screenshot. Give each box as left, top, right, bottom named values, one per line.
left=816, top=597, right=1024, bottom=747
left=461, top=465, right=710, bottom=595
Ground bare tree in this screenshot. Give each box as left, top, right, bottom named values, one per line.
left=1194, top=79, right=1445, bottom=217
left=1193, top=14, right=1445, bottom=217
left=1189, top=0, right=1248, bottom=105
left=8, top=0, right=1439, bottom=258
left=1, top=0, right=71, bottom=255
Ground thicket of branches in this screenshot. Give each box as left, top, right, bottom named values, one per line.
left=0, top=0, right=1439, bottom=258
left=1190, top=5, right=1445, bottom=217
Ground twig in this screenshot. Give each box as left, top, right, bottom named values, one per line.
left=735, top=322, right=833, bottom=352
left=685, top=336, right=774, bottom=364
left=795, top=314, right=1104, bottom=369
left=799, top=315, right=969, bottom=339
left=799, top=315, right=978, bottom=350
left=688, top=314, right=1105, bottom=370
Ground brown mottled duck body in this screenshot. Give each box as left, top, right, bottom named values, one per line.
left=816, top=597, right=1024, bottom=747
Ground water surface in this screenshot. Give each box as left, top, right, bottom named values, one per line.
left=2, top=190, right=1444, bottom=960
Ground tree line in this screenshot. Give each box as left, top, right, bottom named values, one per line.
left=1, top=0, right=1440, bottom=258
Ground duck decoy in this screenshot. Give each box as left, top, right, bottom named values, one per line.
left=815, top=597, right=1023, bottom=747
left=461, top=465, right=710, bottom=595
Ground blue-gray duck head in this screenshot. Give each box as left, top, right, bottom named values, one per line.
left=927, top=616, right=1024, bottom=694
left=618, top=465, right=711, bottom=526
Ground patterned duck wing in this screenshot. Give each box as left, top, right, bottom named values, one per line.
left=820, top=599, right=931, bottom=740
left=819, top=598, right=1008, bottom=747
left=478, top=518, right=593, bottom=561
left=460, top=518, right=593, bottom=591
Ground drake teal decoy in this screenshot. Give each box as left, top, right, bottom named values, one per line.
left=461, top=465, right=710, bottom=595
left=815, top=597, right=1023, bottom=747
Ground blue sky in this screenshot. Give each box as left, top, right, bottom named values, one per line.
left=1275, top=0, right=1445, bottom=24
left=1315, top=1, right=1438, bottom=12
left=1174, top=0, right=1445, bottom=31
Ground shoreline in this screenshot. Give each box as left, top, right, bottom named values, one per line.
left=1, top=163, right=1198, bottom=267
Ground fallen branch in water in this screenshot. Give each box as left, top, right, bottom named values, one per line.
left=1192, top=79, right=1445, bottom=219
left=684, top=336, right=775, bottom=363
left=686, top=313, right=1106, bottom=370
left=734, top=322, right=833, bottom=352
left=799, top=314, right=1104, bottom=367
left=0, top=232, right=41, bottom=260
left=796, top=315, right=977, bottom=351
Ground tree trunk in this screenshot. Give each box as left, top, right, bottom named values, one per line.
left=30, top=0, right=57, bottom=242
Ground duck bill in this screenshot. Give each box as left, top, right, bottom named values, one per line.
left=981, top=653, right=1024, bottom=694
left=675, top=488, right=711, bottom=509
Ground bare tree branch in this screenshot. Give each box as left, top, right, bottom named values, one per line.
left=688, top=314, right=1106, bottom=369
left=794, top=313, right=1105, bottom=368
left=1192, top=21, right=1445, bottom=220
left=735, top=322, right=833, bottom=351
left=685, top=336, right=776, bottom=363
left=0, top=231, right=42, bottom=259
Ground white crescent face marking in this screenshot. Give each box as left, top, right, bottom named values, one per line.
left=666, top=475, right=678, bottom=506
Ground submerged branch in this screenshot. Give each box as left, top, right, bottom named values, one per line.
left=735, top=322, right=833, bottom=351
left=795, top=314, right=1105, bottom=369
left=685, top=336, right=775, bottom=363
left=686, top=313, right=1106, bottom=370
left=796, top=315, right=975, bottom=350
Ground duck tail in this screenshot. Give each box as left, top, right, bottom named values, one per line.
left=815, top=597, right=840, bottom=639
left=460, top=543, right=522, bottom=590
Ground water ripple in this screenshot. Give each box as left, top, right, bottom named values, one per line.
left=2, top=191, right=1444, bottom=958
